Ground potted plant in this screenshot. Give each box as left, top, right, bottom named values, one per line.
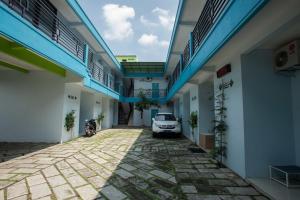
left=188, top=111, right=198, bottom=143
left=65, top=110, right=75, bottom=138
left=211, top=79, right=233, bottom=166
left=96, top=113, right=104, bottom=130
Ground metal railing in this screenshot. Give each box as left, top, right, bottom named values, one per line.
left=167, top=0, right=229, bottom=93
left=1, top=0, right=85, bottom=61
left=87, top=49, right=117, bottom=92
left=133, top=89, right=167, bottom=98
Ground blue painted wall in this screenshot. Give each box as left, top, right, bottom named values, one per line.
left=242, top=50, right=295, bottom=178
left=292, top=71, right=300, bottom=165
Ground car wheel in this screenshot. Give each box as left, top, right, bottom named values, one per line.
left=152, top=132, right=157, bottom=138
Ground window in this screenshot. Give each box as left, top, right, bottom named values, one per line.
left=155, top=114, right=176, bottom=121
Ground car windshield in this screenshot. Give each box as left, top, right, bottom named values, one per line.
left=155, top=114, right=176, bottom=121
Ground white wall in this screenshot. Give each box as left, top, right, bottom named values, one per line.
left=61, top=84, right=81, bottom=143
left=182, top=91, right=191, bottom=139
left=189, top=84, right=200, bottom=144
left=101, top=97, right=114, bottom=129
left=133, top=105, right=172, bottom=127
left=214, top=56, right=246, bottom=177
left=93, top=95, right=103, bottom=131
left=241, top=50, right=295, bottom=178
left=134, top=78, right=168, bottom=90
left=292, top=71, right=300, bottom=165
left=0, top=71, right=65, bottom=143
left=79, top=92, right=94, bottom=134
left=198, top=81, right=214, bottom=134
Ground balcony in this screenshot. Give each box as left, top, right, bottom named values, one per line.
left=1, top=0, right=85, bottom=62
left=132, top=89, right=167, bottom=99
left=167, top=0, right=229, bottom=93
left=87, top=49, right=117, bottom=92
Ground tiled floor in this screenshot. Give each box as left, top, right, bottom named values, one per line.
left=0, top=129, right=268, bottom=200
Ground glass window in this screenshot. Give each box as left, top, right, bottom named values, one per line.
left=155, top=114, right=176, bottom=121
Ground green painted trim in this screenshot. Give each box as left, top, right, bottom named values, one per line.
left=0, top=60, right=29, bottom=73
left=0, top=37, right=66, bottom=77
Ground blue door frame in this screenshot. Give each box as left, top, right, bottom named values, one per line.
left=152, top=83, right=159, bottom=98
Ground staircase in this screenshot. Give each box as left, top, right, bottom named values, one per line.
left=118, top=79, right=134, bottom=125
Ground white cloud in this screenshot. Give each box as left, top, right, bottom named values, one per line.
left=152, top=7, right=175, bottom=30
left=138, top=34, right=169, bottom=48
left=138, top=34, right=159, bottom=46
left=159, top=40, right=169, bottom=48
left=102, top=4, right=135, bottom=41
left=140, top=16, right=158, bottom=27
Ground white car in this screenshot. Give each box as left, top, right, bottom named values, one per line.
left=152, top=113, right=181, bottom=137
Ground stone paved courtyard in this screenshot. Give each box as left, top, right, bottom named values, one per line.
left=0, top=129, right=268, bottom=200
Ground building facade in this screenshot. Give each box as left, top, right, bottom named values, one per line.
left=1, top=0, right=300, bottom=198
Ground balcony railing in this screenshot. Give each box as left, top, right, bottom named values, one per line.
left=1, top=0, right=85, bottom=61
left=167, top=0, right=229, bottom=93
left=87, top=49, right=117, bottom=92
left=134, top=89, right=166, bottom=98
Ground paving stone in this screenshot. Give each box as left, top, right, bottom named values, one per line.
left=88, top=176, right=106, bottom=188
left=9, top=195, right=28, bottom=200
left=119, top=163, right=136, bottom=171
left=208, top=179, right=235, bottom=186
left=53, top=184, right=76, bottom=200
left=26, top=174, right=46, bottom=186
left=0, top=174, right=15, bottom=180
left=150, top=170, right=172, bottom=180
left=101, top=185, right=127, bottom=200
left=186, top=194, right=221, bottom=200
left=67, top=175, right=87, bottom=188
left=47, top=175, right=66, bottom=187
left=253, top=196, right=269, bottom=200
left=60, top=168, right=77, bottom=178
left=29, top=183, right=51, bottom=199
left=114, top=169, right=134, bottom=179
left=0, top=190, right=4, bottom=200
left=76, top=185, right=100, bottom=200
left=7, top=181, right=28, bottom=199
left=42, top=166, right=59, bottom=178
left=13, top=168, right=39, bottom=174
left=226, top=187, right=260, bottom=196
left=181, top=185, right=198, bottom=193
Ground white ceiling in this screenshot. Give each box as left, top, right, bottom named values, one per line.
left=166, top=0, right=207, bottom=75
left=49, top=0, right=119, bottom=74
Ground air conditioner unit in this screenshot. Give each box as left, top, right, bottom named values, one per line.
left=274, top=40, right=300, bottom=71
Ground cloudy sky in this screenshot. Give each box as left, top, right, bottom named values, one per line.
left=77, top=0, right=179, bottom=61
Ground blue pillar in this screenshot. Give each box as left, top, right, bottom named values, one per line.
left=84, top=44, right=89, bottom=66
left=189, top=32, right=194, bottom=59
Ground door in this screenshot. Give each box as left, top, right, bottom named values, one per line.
left=151, top=109, right=159, bottom=126
left=152, top=83, right=159, bottom=98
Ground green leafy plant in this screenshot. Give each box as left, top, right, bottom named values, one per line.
left=65, top=110, right=75, bottom=132
left=96, top=113, right=105, bottom=125
left=211, top=79, right=232, bottom=166
left=188, top=111, right=198, bottom=143
left=135, top=91, right=160, bottom=119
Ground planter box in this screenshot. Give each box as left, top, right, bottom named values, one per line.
left=199, top=133, right=214, bottom=150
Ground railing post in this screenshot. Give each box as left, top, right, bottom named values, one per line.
left=189, top=32, right=194, bottom=59
left=179, top=54, right=183, bottom=72
left=84, top=44, right=89, bottom=66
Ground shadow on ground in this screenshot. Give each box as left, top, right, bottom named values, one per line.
left=0, top=128, right=268, bottom=200
left=0, top=142, right=54, bottom=163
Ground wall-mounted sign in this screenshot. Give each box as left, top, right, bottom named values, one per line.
left=68, top=95, right=77, bottom=100
left=217, top=64, right=231, bottom=78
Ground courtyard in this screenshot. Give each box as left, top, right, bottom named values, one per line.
left=0, top=129, right=267, bottom=200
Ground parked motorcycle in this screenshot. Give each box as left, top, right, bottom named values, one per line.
left=85, top=119, right=97, bottom=137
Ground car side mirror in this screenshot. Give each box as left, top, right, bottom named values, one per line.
left=176, top=117, right=179, bottom=121
left=152, top=118, right=155, bottom=121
